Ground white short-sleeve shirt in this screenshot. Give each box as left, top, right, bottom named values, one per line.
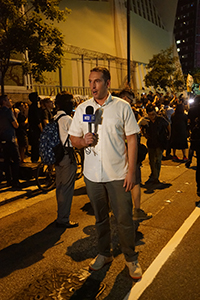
left=54, top=110, right=73, bottom=147
left=69, top=93, right=140, bottom=182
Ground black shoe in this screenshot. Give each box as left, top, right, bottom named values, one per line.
left=185, top=160, right=191, bottom=168
left=56, top=221, right=79, bottom=228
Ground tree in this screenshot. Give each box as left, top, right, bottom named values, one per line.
left=190, top=68, right=200, bottom=84
left=144, top=47, right=185, bottom=93
left=0, top=0, right=71, bottom=95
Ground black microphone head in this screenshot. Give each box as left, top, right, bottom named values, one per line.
left=86, top=105, right=94, bottom=115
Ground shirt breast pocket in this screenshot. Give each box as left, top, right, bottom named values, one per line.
left=106, top=118, right=123, bottom=135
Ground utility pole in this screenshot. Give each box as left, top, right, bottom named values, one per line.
left=127, top=0, right=131, bottom=87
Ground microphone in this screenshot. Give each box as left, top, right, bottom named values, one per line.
left=83, top=105, right=95, bottom=133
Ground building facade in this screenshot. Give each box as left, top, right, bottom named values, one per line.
left=174, top=0, right=200, bottom=74
left=3, top=0, right=178, bottom=98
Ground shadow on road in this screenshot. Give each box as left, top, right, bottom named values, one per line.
left=74, top=185, right=87, bottom=196
left=81, top=201, right=94, bottom=215
left=0, top=221, right=65, bottom=278
left=142, top=182, right=172, bottom=194
left=102, top=267, right=134, bottom=300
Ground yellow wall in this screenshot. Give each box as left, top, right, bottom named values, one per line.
left=59, top=0, right=116, bottom=56
left=42, top=0, right=175, bottom=91
left=59, top=1, right=173, bottom=63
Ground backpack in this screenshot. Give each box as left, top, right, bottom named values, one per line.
left=39, top=114, right=68, bottom=165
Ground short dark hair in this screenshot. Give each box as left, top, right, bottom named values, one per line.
left=29, top=92, right=38, bottom=103
left=175, top=103, right=184, bottom=114
left=111, top=91, right=120, bottom=97
left=14, top=101, right=24, bottom=109
left=119, top=88, right=135, bottom=99
left=0, top=95, right=8, bottom=106
left=55, top=91, right=74, bottom=115
left=90, top=67, right=111, bottom=82
left=146, top=104, right=156, bottom=114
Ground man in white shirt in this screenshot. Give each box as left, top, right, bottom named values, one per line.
left=69, top=67, right=142, bottom=279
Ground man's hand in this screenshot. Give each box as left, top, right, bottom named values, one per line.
left=124, top=134, right=138, bottom=192
left=84, top=133, right=98, bottom=147
left=70, top=133, right=98, bottom=149
left=123, top=171, right=136, bottom=192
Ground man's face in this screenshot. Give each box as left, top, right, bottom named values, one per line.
left=46, top=99, right=54, bottom=109
left=3, top=97, right=12, bottom=108
left=89, top=71, right=110, bottom=102
left=148, top=110, right=156, bottom=122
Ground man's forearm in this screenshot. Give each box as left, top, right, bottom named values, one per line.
left=70, top=136, right=86, bottom=149
left=126, top=134, right=138, bottom=174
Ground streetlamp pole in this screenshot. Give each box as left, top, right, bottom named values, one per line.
left=127, top=0, right=131, bottom=87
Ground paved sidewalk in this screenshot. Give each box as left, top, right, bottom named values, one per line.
left=0, top=160, right=41, bottom=206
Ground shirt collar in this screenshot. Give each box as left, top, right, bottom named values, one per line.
left=92, top=93, right=113, bottom=107
left=54, top=110, right=66, bottom=119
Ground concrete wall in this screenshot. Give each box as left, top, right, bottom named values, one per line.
left=130, top=13, right=173, bottom=64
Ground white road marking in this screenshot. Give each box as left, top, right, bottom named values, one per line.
left=124, top=203, right=200, bottom=300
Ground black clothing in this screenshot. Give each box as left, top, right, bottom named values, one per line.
left=16, top=112, right=28, bottom=148
left=188, top=105, right=200, bottom=195
left=170, top=112, right=188, bottom=150
left=147, top=94, right=153, bottom=102
left=2, top=141, right=20, bottom=185
left=0, top=106, right=20, bottom=185
left=188, top=105, right=200, bottom=151
left=145, top=116, right=169, bottom=149
left=0, top=107, right=16, bottom=142
left=28, top=103, right=42, bottom=162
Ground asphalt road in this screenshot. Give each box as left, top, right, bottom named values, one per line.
left=0, top=151, right=200, bottom=300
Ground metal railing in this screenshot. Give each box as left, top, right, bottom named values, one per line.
left=33, top=85, right=92, bottom=97
left=33, top=85, right=121, bottom=98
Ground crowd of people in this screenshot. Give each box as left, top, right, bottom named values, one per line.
left=0, top=67, right=200, bottom=281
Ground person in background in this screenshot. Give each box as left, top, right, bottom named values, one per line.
left=14, top=102, right=29, bottom=163
left=171, top=103, right=188, bottom=162
left=28, top=92, right=43, bottom=163
left=147, top=91, right=154, bottom=103
left=0, top=95, right=20, bottom=188
left=187, top=95, right=200, bottom=196
left=69, top=67, right=142, bottom=280
left=119, top=88, right=152, bottom=221
left=54, top=91, right=78, bottom=228
left=139, top=104, right=170, bottom=185
left=160, top=99, right=174, bottom=159
left=40, top=97, right=54, bottom=128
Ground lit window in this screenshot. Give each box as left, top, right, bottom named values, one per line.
left=176, top=40, right=181, bottom=44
